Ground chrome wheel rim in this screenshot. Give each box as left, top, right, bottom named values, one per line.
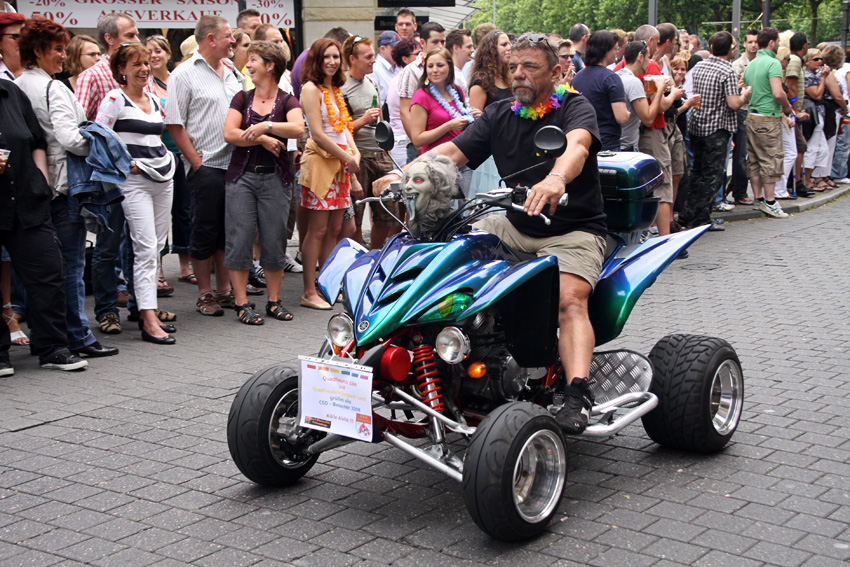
left=710, top=359, right=743, bottom=436
left=268, top=388, right=307, bottom=469
left=512, top=429, right=566, bottom=523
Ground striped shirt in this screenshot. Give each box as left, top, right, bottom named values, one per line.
left=77, top=57, right=156, bottom=121
left=165, top=50, right=245, bottom=170
left=96, top=89, right=175, bottom=183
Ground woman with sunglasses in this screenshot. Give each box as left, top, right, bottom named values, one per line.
left=814, top=44, right=849, bottom=189
left=803, top=48, right=834, bottom=191
left=557, top=39, right=576, bottom=86
left=467, top=30, right=512, bottom=198
left=96, top=43, right=176, bottom=345
left=0, top=11, right=24, bottom=80
left=144, top=34, right=195, bottom=291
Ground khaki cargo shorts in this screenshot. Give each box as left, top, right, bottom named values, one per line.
left=745, top=115, right=785, bottom=183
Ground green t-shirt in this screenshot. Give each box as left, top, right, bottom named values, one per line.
left=742, top=49, right=784, bottom=116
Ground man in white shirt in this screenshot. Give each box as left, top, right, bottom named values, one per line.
left=446, top=28, right=473, bottom=97
left=370, top=31, right=401, bottom=106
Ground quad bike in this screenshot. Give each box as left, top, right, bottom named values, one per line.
left=228, top=123, right=744, bottom=541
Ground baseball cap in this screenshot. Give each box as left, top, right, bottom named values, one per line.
left=378, top=31, right=401, bottom=48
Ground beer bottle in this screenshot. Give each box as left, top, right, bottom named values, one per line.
left=369, top=95, right=379, bottom=126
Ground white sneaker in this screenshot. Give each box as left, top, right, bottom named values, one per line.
left=283, top=252, right=303, bottom=273
left=758, top=200, right=789, bottom=218
left=833, top=177, right=850, bottom=184
left=713, top=202, right=736, bottom=212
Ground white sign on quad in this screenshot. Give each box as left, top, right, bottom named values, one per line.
left=298, top=356, right=374, bottom=441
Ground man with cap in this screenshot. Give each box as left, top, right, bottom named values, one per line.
left=371, top=30, right=401, bottom=107
left=0, top=11, right=25, bottom=80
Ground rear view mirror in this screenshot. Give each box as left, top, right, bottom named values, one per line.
left=375, top=122, right=395, bottom=152
left=534, top=125, right=567, bottom=158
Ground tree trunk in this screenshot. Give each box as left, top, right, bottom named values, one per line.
left=810, top=0, right=821, bottom=43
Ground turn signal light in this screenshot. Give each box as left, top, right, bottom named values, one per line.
left=467, top=362, right=487, bottom=379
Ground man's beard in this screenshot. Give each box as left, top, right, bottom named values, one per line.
left=512, top=80, right=540, bottom=105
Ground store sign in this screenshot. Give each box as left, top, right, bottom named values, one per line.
left=18, top=0, right=294, bottom=28
left=375, top=14, right=429, bottom=31
left=378, top=0, right=454, bottom=6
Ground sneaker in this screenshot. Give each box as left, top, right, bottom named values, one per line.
left=196, top=292, right=224, bottom=316
left=735, top=197, right=755, bottom=205
left=553, top=378, right=594, bottom=434
left=40, top=350, right=88, bottom=371
left=116, top=290, right=131, bottom=307
left=246, top=283, right=264, bottom=296
left=712, top=202, right=736, bottom=212
left=0, top=360, right=13, bottom=377
left=283, top=252, right=303, bottom=273
left=97, top=312, right=122, bottom=334
left=832, top=177, right=850, bottom=184
left=757, top=200, right=789, bottom=218
left=215, top=288, right=235, bottom=309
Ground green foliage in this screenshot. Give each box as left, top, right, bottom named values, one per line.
left=466, top=0, right=846, bottom=44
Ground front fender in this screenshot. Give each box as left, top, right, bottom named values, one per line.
left=317, top=238, right=369, bottom=305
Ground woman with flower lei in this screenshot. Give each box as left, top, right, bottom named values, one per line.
left=409, top=48, right=482, bottom=194
left=298, top=38, right=364, bottom=310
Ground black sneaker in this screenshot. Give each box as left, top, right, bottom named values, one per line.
left=554, top=378, right=593, bottom=434
left=40, top=350, right=88, bottom=371
left=0, top=360, right=13, bottom=377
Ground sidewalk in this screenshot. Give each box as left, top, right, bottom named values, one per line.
left=713, top=181, right=850, bottom=223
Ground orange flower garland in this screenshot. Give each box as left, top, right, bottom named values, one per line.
left=319, top=84, right=353, bottom=133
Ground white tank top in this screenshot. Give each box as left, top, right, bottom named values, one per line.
left=318, top=86, right=347, bottom=145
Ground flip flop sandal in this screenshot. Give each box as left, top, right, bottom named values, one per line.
left=157, top=277, right=174, bottom=297
left=236, top=303, right=264, bottom=325
left=3, top=306, right=29, bottom=345
left=178, top=273, right=198, bottom=284
left=266, top=300, right=294, bottom=321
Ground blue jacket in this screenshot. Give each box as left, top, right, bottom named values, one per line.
left=66, top=121, right=130, bottom=232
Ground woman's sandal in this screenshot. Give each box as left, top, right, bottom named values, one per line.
left=178, top=273, right=197, bottom=284
left=155, top=309, right=177, bottom=322
left=266, top=300, right=294, bottom=321
left=2, top=304, right=29, bottom=346
left=157, top=277, right=174, bottom=297
left=236, top=303, right=264, bottom=325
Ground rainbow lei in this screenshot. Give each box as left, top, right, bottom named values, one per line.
left=511, top=84, right=572, bottom=120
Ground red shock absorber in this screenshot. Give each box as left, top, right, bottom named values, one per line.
left=412, top=344, right=444, bottom=412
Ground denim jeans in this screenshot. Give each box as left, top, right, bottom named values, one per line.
left=729, top=108, right=749, bottom=201
left=681, top=130, right=732, bottom=227
left=831, top=120, right=850, bottom=179
left=92, top=202, right=125, bottom=320
left=51, top=195, right=97, bottom=351
left=716, top=135, right=733, bottom=205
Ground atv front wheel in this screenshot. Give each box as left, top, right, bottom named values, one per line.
left=227, top=365, right=324, bottom=486
left=642, top=334, right=744, bottom=452
left=463, top=402, right=567, bottom=541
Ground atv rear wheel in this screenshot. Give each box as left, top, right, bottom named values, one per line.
left=642, top=334, right=743, bottom=452
left=228, top=365, right=324, bottom=486
left=463, top=402, right=567, bottom=541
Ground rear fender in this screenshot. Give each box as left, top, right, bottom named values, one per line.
left=590, top=225, right=709, bottom=346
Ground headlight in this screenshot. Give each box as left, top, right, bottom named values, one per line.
left=435, top=327, right=470, bottom=364
left=327, top=314, right=354, bottom=347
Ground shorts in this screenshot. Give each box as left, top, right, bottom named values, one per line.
left=188, top=165, right=227, bottom=260
left=224, top=171, right=291, bottom=272
left=639, top=128, right=673, bottom=203
left=353, top=152, right=401, bottom=227
left=745, top=115, right=785, bottom=183
left=668, top=123, right=685, bottom=176
left=475, top=215, right=606, bottom=289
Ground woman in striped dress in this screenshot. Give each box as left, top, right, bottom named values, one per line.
left=95, top=43, right=176, bottom=345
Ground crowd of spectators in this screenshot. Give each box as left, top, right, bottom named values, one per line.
left=1, top=5, right=848, bottom=376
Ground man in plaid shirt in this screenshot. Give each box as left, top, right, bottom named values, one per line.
left=678, top=31, right=750, bottom=229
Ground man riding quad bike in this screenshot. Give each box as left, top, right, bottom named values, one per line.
left=227, top=34, right=744, bottom=541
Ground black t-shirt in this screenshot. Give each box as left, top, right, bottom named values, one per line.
left=453, top=92, right=607, bottom=238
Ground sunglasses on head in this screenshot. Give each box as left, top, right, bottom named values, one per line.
left=146, top=34, right=166, bottom=42
left=522, top=33, right=558, bottom=58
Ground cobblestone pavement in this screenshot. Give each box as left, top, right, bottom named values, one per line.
left=1, top=195, right=849, bottom=567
